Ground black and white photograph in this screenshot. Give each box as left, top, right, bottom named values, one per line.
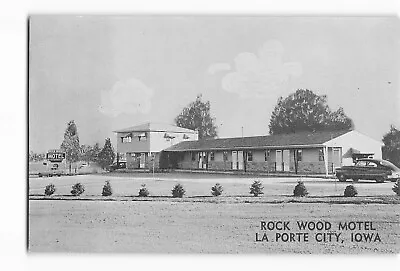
left=27, top=14, right=400, bottom=254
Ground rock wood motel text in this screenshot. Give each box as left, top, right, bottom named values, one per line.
left=255, top=221, right=382, bottom=243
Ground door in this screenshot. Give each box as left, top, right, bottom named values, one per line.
left=198, top=152, right=203, bottom=169
left=276, top=150, right=282, bottom=171
left=232, top=151, right=237, bottom=170
left=202, top=152, right=208, bottom=169
left=199, top=152, right=203, bottom=168
left=238, top=151, right=244, bottom=170
left=332, top=148, right=341, bottom=171
left=283, top=150, right=290, bottom=172
left=198, top=152, right=207, bottom=169
left=139, top=153, right=146, bottom=168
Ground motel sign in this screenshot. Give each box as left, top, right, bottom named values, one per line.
left=46, top=149, right=66, bottom=163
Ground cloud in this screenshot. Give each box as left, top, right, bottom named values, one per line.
left=207, top=63, right=231, bottom=75
left=221, top=40, right=302, bottom=98
left=99, top=78, right=154, bottom=117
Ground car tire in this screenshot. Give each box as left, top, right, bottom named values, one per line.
left=38, top=173, right=42, bottom=178
left=337, top=174, right=347, bottom=182
left=375, top=177, right=385, bottom=183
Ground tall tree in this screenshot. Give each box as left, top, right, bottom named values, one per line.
left=60, top=120, right=81, bottom=172
left=80, top=144, right=92, bottom=165
left=90, top=142, right=101, bottom=163
left=174, top=94, right=218, bottom=139
left=98, top=138, right=115, bottom=169
left=269, top=89, right=353, bottom=134
left=382, top=125, right=400, bottom=167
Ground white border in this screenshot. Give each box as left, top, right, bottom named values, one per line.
left=1, top=0, right=399, bottom=271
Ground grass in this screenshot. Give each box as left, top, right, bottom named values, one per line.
left=28, top=173, right=400, bottom=253
left=29, top=200, right=400, bottom=253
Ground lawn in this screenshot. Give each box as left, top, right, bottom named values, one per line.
left=29, top=173, right=398, bottom=198
left=29, top=200, right=400, bottom=253
left=28, top=173, right=400, bottom=253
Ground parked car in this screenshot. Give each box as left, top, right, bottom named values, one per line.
left=107, top=161, right=127, bottom=172
left=335, top=158, right=400, bottom=183
left=38, top=163, right=63, bottom=177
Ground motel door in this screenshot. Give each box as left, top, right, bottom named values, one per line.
left=332, top=148, right=341, bottom=170
left=139, top=153, right=146, bottom=168
left=238, top=151, right=244, bottom=170
left=283, top=150, right=290, bottom=172
left=232, top=151, right=244, bottom=170
left=232, top=151, right=238, bottom=170
left=276, top=150, right=283, bottom=171
left=198, top=152, right=207, bottom=169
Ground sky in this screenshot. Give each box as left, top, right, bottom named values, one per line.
left=29, top=15, right=400, bottom=153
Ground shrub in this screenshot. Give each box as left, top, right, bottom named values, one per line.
left=102, top=181, right=113, bottom=196
left=293, top=181, right=309, bottom=197
left=392, top=180, right=400, bottom=196
left=249, top=180, right=264, bottom=197
left=344, top=184, right=358, bottom=197
left=138, top=184, right=150, bottom=197
left=211, top=183, right=223, bottom=197
left=44, top=183, right=56, bottom=196
left=71, top=182, right=85, bottom=196
left=171, top=183, right=185, bottom=198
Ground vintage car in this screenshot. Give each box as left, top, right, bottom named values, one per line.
left=335, top=158, right=400, bottom=183
left=38, top=162, right=63, bottom=177
left=107, top=161, right=127, bottom=172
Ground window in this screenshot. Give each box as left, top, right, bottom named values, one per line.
left=355, top=160, right=367, bottom=167
left=318, top=149, right=324, bottom=161
left=122, top=136, right=132, bottom=143
left=247, top=151, right=253, bottom=162
left=297, top=150, right=303, bottom=162
left=210, top=152, right=215, bottom=161
left=138, top=134, right=147, bottom=141
left=164, top=133, right=175, bottom=141
left=264, top=150, right=270, bottom=161
left=191, top=152, right=196, bottom=161
left=223, top=151, right=228, bottom=161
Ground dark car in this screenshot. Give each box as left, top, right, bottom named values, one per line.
left=335, top=158, right=400, bottom=183
left=107, top=161, right=127, bottom=172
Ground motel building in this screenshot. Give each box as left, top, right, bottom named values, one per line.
left=113, top=122, right=198, bottom=169
left=162, top=129, right=383, bottom=176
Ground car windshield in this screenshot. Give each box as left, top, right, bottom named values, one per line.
left=380, top=160, right=400, bottom=172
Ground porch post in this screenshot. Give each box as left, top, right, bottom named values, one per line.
left=323, top=145, right=329, bottom=177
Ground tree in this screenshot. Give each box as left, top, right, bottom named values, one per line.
left=174, top=94, right=218, bottom=139
left=80, top=144, right=92, bottom=165
left=98, top=138, right=115, bottom=169
left=269, top=89, right=353, bottom=135
left=90, top=142, right=101, bottom=163
left=60, top=120, right=80, bottom=173
left=382, top=125, right=400, bottom=167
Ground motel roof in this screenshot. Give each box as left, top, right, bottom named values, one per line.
left=113, top=122, right=197, bottom=134
left=164, top=129, right=351, bottom=151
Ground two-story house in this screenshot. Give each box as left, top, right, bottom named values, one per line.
left=113, top=122, right=198, bottom=169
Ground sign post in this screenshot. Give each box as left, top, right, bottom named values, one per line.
left=46, top=149, right=67, bottom=174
